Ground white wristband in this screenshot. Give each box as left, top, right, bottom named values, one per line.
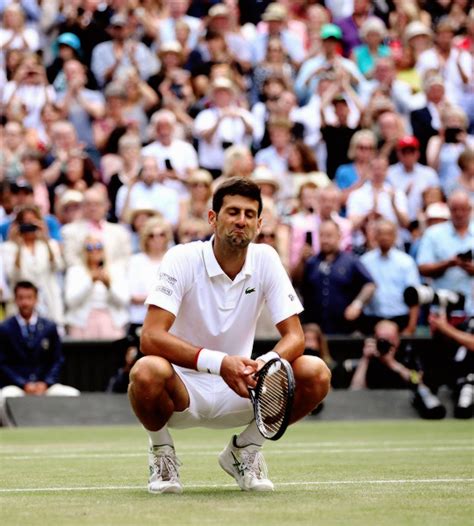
left=196, top=348, right=227, bottom=375
left=258, top=351, right=280, bottom=364
left=352, top=299, right=363, bottom=310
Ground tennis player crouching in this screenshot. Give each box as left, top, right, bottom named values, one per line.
left=128, top=177, right=331, bottom=493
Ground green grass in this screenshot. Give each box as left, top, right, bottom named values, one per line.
left=1, top=420, right=473, bottom=526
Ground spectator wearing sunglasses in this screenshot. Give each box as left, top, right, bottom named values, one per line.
left=64, top=236, right=130, bottom=339
left=127, top=217, right=173, bottom=339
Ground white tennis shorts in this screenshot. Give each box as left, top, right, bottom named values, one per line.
left=167, top=367, right=254, bottom=429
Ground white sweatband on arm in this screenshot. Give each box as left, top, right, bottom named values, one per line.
left=196, top=348, right=227, bottom=375
left=258, top=351, right=280, bottom=364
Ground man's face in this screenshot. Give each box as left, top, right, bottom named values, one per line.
left=269, top=127, right=290, bottom=149
left=427, top=84, right=444, bottom=104
left=141, top=158, right=159, bottom=186
left=319, top=222, right=340, bottom=255
left=371, top=158, right=388, bottom=184
left=156, top=120, right=173, bottom=144
left=449, top=197, right=471, bottom=230
left=397, top=147, right=419, bottom=169
left=83, top=194, right=107, bottom=222
left=334, top=101, right=349, bottom=122
left=376, top=223, right=396, bottom=252
left=15, top=287, right=37, bottom=319
left=374, top=324, right=399, bottom=353
left=209, top=194, right=261, bottom=249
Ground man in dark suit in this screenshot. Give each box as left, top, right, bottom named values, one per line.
left=410, top=75, right=446, bottom=165
left=0, top=281, right=78, bottom=423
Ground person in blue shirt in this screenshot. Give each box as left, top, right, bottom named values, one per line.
left=417, top=190, right=474, bottom=316
left=361, top=219, right=421, bottom=335
left=300, top=219, right=375, bottom=334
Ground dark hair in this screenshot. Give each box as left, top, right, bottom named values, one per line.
left=290, top=141, right=319, bottom=172
left=212, top=177, right=263, bottom=216
left=14, top=280, right=38, bottom=295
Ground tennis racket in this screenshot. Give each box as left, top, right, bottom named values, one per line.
left=249, top=358, right=295, bottom=441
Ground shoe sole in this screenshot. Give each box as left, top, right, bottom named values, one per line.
left=148, top=484, right=183, bottom=494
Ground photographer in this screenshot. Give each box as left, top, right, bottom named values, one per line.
left=417, top=190, right=474, bottom=317
left=2, top=205, right=64, bottom=326
left=350, top=320, right=446, bottom=419
left=428, top=312, right=474, bottom=418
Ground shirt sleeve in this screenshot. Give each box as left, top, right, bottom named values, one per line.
left=261, top=246, right=303, bottom=325
left=416, top=228, right=437, bottom=266
left=145, top=245, right=192, bottom=316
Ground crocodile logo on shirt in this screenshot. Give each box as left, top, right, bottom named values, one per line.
left=245, top=287, right=256, bottom=295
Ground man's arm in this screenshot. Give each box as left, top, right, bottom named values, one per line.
left=42, top=325, right=64, bottom=386
left=345, top=282, right=376, bottom=321
left=267, top=314, right=305, bottom=364
left=429, top=314, right=474, bottom=352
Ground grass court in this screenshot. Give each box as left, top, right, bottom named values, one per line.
left=1, top=419, right=473, bottom=526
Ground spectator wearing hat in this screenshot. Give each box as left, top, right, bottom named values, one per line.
left=351, top=17, right=391, bottom=78
left=403, top=21, right=434, bottom=62
left=207, top=3, right=252, bottom=72
left=55, top=190, right=84, bottom=226
left=251, top=3, right=305, bottom=67
left=334, top=0, right=371, bottom=57
left=295, top=23, right=365, bottom=105
left=141, top=109, right=199, bottom=195
left=91, top=13, right=158, bottom=88
left=56, top=59, right=105, bottom=155
left=416, top=17, right=473, bottom=113
left=387, top=136, right=439, bottom=221
left=193, top=77, right=254, bottom=177
left=410, top=75, right=449, bottom=164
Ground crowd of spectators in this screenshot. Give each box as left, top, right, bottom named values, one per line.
left=0, top=1, right=473, bottom=408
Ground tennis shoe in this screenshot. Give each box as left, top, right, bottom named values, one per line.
left=148, top=444, right=183, bottom=494
left=218, top=436, right=274, bottom=491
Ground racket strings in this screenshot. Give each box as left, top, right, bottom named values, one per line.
left=257, top=369, right=290, bottom=436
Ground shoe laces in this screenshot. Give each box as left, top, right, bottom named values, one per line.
left=238, top=448, right=269, bottom=480
left=150, top=446, right=182, bottom=482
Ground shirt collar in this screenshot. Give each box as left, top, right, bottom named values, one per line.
left=16, top=312, right=38, bottom=327
left=203, top=236, right=253, bottom=279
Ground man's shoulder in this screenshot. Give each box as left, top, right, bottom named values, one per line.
left=37, top=317, right=58, bottom=334
left=141, top=141, right=161, bottom=155
left=0, top=316, right=18, bottom=333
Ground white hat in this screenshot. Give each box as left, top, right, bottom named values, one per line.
left=404, top=21, right=433, bottom=42
left=251, top=166, right=280, bottom=191
left=425, top=202, right=450, bottom=220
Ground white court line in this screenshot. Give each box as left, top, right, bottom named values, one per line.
left=1, top=478, right=473, bottom=493
left=1, top=439, right=472, bottom=455
left=2, top=445, right=473, bottom=461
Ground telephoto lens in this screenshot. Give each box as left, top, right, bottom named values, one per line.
left=376, top=338, right=392, bottom=355
left=412, top=384, right=446, bottom=419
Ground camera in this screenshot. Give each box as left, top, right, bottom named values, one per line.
left=19, top=223, right=39, bottom=234
left=444, top=127, right=462, bottom=143
left=457, top=250, right=472, bottom=262
left=404, top=285, right=465, bottom=312
left=376, top=338, right=392, bottom=355
left=305, top=231, right=313, bottom=245
left=164, top=158, right=173, bottom=171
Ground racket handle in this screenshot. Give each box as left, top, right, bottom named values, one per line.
left=258, top=351, right=280, bottom=364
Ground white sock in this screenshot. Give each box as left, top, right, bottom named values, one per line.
left=235, top=420, right=265, bottom=447
left=146, top=426, right=174, bottom=447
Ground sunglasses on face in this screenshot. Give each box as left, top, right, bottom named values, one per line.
left=148, top=232, right=167, bottom=239
left=357, top=144, right=375, bottom=151
left=400, top=148, right=417, bottom=154
left=85, top=242, right=104, bottom=251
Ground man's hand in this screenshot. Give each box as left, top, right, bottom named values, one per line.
left=344, top=300, right=363, bottom=321
left=24, top=382, right=48, bottom=395
left=362, top=338, right=378, bottom=359
left=220, top=355, right=258, bottom=398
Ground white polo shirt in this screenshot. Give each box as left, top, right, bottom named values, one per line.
left=145, top=239, right=302, bottom=370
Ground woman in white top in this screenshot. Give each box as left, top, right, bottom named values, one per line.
left=127, top=217, right=173, bottom=337
left=2, top=205, right=64, bottom=326
left=0, top=4, right=40, bottom=57
left=64, top=236, right=130, bottom=339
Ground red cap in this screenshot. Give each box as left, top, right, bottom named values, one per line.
left=397, top=136, right=420, bottom=150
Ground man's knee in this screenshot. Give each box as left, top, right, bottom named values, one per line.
left=129, top=355, right=174, bottom=393
left=293, top=355, right=331, bottom=394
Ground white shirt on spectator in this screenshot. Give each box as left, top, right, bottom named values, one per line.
left=115, top=181, right=180, bottom=227
left=128, top=252, right=162, bottom=325
left=159, top=15, right=202, bottom=49
left=193, top=107, right=254, bottom=170
left=387, top=162, right=439, bottom=221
